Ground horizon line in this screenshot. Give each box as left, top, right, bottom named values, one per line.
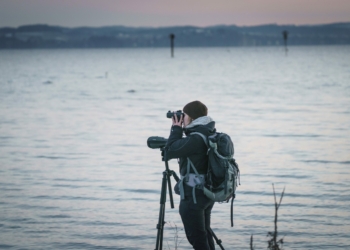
left=1, top=21, right=350, bottom=29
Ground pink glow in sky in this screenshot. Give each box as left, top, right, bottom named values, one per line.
left=1, top=0, right=350, bottom=27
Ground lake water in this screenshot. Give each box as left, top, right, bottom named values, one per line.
left=0, top=46, right=349, bottom=249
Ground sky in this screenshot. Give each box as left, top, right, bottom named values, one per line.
left=1, top=0, right=350, bottom=28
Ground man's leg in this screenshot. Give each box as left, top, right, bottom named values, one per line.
left=179, top=195, right=214, bottom=250
left=205, top=202, right=215, bottom=250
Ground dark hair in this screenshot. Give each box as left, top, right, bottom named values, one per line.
left=183, top=100, right=208, bottom=120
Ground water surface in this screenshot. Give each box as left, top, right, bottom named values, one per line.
left=0, top=46, right=350, bottom=249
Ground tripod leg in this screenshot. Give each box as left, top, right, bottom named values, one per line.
left=210, top=228, right=225, bottom=250
left=159, top=203, right=165, bottom=250
left=155, top=203, right=165, bottom=250
left=165, top=161, right=175, bottom=208
left=155, top=171, right=168, bottom=250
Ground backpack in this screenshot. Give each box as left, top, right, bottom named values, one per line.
left=179, top=132, right=240, bottom=227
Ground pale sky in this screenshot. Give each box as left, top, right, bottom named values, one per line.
left=1, top=0, right=350, bottom=28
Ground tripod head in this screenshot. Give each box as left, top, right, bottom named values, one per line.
left=147, top=136, right=168, bottom=161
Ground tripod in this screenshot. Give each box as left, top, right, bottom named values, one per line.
left=155, top=148, right=179, bottom=250
left=154, top=148, right=225, bottom=250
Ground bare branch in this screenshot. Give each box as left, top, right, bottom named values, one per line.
left=277, top=187, right=286, bottom=209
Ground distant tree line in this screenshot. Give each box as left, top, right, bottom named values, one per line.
left=0, top=23, right=349, bottom=49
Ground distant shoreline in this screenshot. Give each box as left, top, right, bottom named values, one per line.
left=1, top=23, right=349, bottom=49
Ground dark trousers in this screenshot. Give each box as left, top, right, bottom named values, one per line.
left=179, top=191, right=215, bottom=250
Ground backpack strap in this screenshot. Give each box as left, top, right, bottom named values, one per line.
left=178, top=133, right=202, bottom=202
left=179, top=158, right=204, bottom=204
left=178, top=158, right=193, bottom=201
left=231, top=194, right=236, bottom=227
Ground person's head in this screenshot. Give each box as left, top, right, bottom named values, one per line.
left=183, top=100, right=208, bottom=127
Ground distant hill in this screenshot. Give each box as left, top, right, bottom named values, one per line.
left=0, top=23, right=349, bottom=49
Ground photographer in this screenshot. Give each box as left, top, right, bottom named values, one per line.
left=165, top=100, right=216, bottom=250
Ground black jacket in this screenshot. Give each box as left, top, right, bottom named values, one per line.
left=165, top=121, right=216, bottom=177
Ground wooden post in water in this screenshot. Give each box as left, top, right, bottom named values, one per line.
left=169, top=33, right=175, bottom=58
left=282, top=30, right=288, bottom=55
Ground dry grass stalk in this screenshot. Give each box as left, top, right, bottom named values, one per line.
left=267, top=183, right=285, bottom=250
left=166, top=221, right=183, bottom=250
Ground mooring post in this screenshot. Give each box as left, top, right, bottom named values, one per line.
left=169, top=33, right=175, bottom=58
left=282, top=30, right=288, bottom=55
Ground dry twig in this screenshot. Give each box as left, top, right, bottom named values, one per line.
left=267, top=184, right=285, bottom=250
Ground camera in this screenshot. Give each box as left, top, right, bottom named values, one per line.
left=167, top=110, right=184, bottom=120
left=147, top=110, right=183, bottom=150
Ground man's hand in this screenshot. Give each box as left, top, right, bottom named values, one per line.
left=172, top=114, right=183, bottom=127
